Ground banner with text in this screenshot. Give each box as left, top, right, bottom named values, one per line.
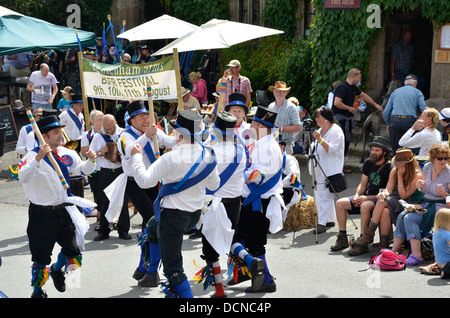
left=82, top=56, right=177, bottom=101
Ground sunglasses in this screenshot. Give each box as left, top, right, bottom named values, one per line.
left=436, top=157, right=449, bottom=161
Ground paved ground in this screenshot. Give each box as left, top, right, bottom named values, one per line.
left=0, top=118, right=448, bottom=304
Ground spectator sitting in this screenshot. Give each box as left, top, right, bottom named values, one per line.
left=189, top=72, right=208, bottom=104
left=392, top=144, right=450, bottom=266
left=438, top=108, right=450, bottom=142
left=348, top=148, right=423, bottom=255
left=331, top=136, right=393, bottom=252
left=398, top=107, right=441, bottom=157
left=433, top=208, right=450, bottom=279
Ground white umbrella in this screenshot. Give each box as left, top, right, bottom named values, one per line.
left=117, top=14, right=199, bottom=42
left=152, top=18, right=284, bottom=56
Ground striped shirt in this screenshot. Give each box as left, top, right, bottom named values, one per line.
left=221, top=75, right=252, bottom=106
left=268, top=100, right=301, bottom=143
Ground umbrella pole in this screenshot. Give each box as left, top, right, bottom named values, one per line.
left=173, top=48, right=183, bottom=111
left=77, top=51, right=90, bottom=131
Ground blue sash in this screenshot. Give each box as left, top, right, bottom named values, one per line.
left=25, top=124, right=33, bottom=134
left=32, top=147, right=72, bottom=196
left=126, top=128, right=157, bottom=164
left=242, top=168, right=282, bottom=211
left=67, top=108, right=83, bottom=132
left=32, top=147, right=92, bottom=215
left=206, top=144, right=243, bottom=195
left=153, top=152, right=217, bottom=222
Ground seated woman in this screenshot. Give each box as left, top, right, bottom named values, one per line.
left=348, top=148, right=423, bottom=256
left=392, top=144, right=450, bottom=266
left=398, top=107, right=441, bottom=157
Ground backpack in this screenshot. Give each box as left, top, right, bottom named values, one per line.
left=368, top=249, right=406, bottom=271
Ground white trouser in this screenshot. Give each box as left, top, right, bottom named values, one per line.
left=313, top=181, right=337, bottom=226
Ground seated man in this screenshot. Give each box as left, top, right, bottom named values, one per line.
left=330, top=136, right=393, bottom=253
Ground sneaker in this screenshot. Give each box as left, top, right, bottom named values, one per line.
left=330, top=232, right=349, bottom=251
left=138, top=271, right=160, bottom=287
left=50, top=265, right=66, bottom=292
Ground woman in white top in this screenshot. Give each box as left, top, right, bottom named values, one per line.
left=399, top=107, right=441, bottom=157
left=310, top=106, right=345, bottom=233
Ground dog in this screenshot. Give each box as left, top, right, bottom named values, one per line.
left=355, top=80, right=402, bottom=163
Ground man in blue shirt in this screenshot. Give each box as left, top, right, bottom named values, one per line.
left=383, top=74, right=427, bottom=156
left=8, top=52, right=33, bottom=106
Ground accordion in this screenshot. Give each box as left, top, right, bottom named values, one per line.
left=105, top=142, right=120, bottom=163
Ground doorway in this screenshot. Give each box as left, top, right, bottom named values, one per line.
left=384, top=8, right=433, bottom=99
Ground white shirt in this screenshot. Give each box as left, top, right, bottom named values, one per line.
left=310, top=123, right=344, bottom=182
left=18, top=146, right=95, bottom=206
left=211, top=140, right=246, bottom=198
left=242, top=133, right=283, bottom=199
left=282, top=154, right=301, bottom=187
left=29, top=70, right=57, bottom=105
left=399, top=127, right=442, bottom=157
left=132, top=143, right=220, bottom=212
left=15, top=125, right=32, bottom=155
left=235, top=121, right=254, bottom=148
left=119, top=125, right=176, bottom=177
left=89, top=126, right=124, bottom=170
left=59, top=108, right=85, bottom=140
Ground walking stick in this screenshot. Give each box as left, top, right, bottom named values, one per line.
left=147, top=85, right=160, bottom=159
left=26, top=110, right=69, bottom=190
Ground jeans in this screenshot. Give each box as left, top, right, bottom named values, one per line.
left=394, top=211, right=422, bottom=241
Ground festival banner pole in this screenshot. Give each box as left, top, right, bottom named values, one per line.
left=147, top=85, right=160, bottom=159
left=173, top=48, right=183, bottom=111
left=26, top=110, right=70, bottom=190
left=74, top=29, right=90, bottom=130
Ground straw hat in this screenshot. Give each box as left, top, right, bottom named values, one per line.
left=268, top=81, right=291, bottom=93
left=60, top=86, right=73, bottom=95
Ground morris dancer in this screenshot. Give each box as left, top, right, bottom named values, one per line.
left=59, top=94, right=85, bottom=153
left=18, top=115, right=97, bottom=298
left=90, top=114, right=130, bottom=241
left=195, top=111, right=247, bottom=298
left=102, top=101, right=175, bottom=281
left=229, top=106, right=284, bottom=293
left=131, top=110, right=220, bottom=298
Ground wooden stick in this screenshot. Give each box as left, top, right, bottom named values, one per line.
left=77, top=51, right=90, bottom=131
left=147, top=85, right=160, bottom=159
left=26, top=110, right=70, bottom=190
left=172, top=48, right=184, bottom=111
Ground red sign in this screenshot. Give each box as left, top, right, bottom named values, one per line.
left=324, top=0, right=361, bottom=9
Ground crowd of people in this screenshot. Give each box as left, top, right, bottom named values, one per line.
left=5, top=39, right=450, bottom=299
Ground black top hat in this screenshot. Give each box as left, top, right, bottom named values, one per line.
left=169, top=110, right=202, bottom=139
left=367, top=136, right=391, bottom=153
left=127, top=100, right=148, bottom=125
left=70, top=94, right=84, bottom=104
left=225, top=93, right=248, bottom=114
left=252, top=106, right=277, bottom=128
left=42, top=108, right=57, bottom=118
left=37, top=115, right=65, bottom=134
left=213, top=111, right=237, bottom=136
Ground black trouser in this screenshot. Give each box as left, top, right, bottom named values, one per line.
left=88, top=171, right=99, bottom=204
left=201, top=196, right=242, bottom=263
left=97, top=167, right=129, bottom=235
left=234, top=197, right=271, bottom=257
left=125, top=177, right=158, bottom=230
left=157, top=208, right=201, bottom=286
left=27, top=203, right=80, bottom=265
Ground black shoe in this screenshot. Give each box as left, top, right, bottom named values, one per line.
left=313, top=224, right=327, bottom=234
left=50, top=265, right=66, bottom=293
left=245, top=280, right=276, bottom=293
left=132, top=268, right=146, bottom=281
left=94, top=233, right=109, bottom=241
left=188, top=230, right=202, bottom=239
left=326, top=222, right=335, bottom=228
left=250, top=258, right=265, bottom=291
left=227, top=270, right=251, bottom=286
left=138, top=271, right=160, bottom=287
left=118, top=233, right=132, bottom=240
left=31, top=290, right=48, bottom=298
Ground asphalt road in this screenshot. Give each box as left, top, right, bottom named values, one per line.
left=0, top=160, right=448, bottom=303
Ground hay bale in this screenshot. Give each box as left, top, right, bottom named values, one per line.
left=283, top=195, right=317, bottom=231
